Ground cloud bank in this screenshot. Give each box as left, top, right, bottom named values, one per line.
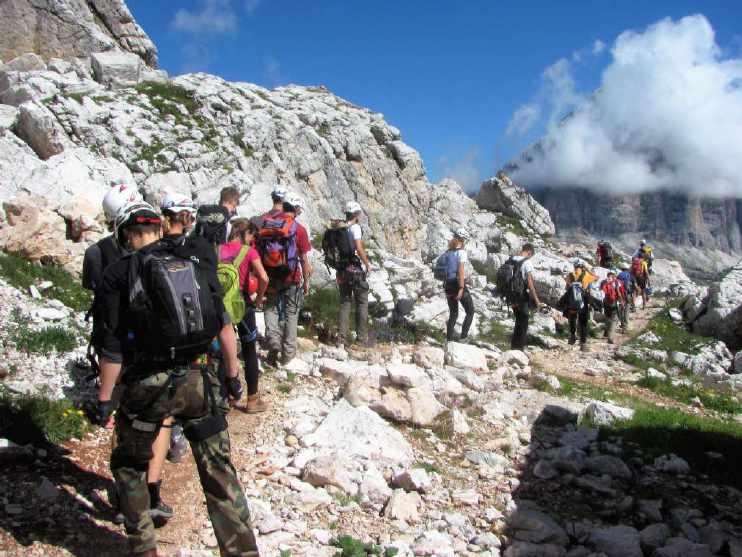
left=508, top=15, right=742, bottom=197
left=173, top=0, right=238, bottom=34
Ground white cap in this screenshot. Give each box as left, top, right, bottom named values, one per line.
left=271, top=186, right=288, bottom=200
left=284, top=192, right=303, bottom=209
left=454, top=227, right=471, bottom=241
left=160, top=192, right=196, bottom=214
left=102, top=182, right=143, bottom=222
left=640, top=239, right=647, bottom=245
left=346, top=201, right=362, bottom=214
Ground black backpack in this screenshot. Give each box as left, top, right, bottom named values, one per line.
left=194, top=205, right=231, bottom=246
left=322, top=226, right=357, bottom=270
left=495, top=257, right=528, bottom=302
left=566, top=282, right=585, bottom=312
left=603, top=242, right=614, bottom=261
left=127, top=240, right=221, bottom=365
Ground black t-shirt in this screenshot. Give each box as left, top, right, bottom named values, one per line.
left=97, top=236, right=227, bottom=364
left=82, top=235, right=123, bottom=291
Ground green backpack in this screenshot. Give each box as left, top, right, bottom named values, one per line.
left=217, top=246, right=249, bottom=324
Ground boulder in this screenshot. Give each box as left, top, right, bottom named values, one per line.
left=2, top=53, right=46, bottom=72
left=16, top=102, right=68, bottom=159
left=369, top=388, right=412, bottom=423
left=413, top=345, right=445, bottom=369
left=476, top=173, right=555, bottom=237
left=691, top=262, right=742, bottom=349
left=0, top=104, right=19, bottom=130
left=412, top=530, right=455, bottom=557
left=392, top=468, right=432, bottom=493
left=445, top=342, right=487, bottom=370
left=653, top=454, right=690, bottom=475
left=91, top=51, right=142, bottom=88
left=640, top=524, right=671, bottom=552
left=407, top=387, right=446, bottom=427
left=581, top=401, right=634, bottom=426
left=508, top=509, right=569, bottom=546
left=652, top=537, right=714, bottom=557
left=386, top=362, right=430, bottom=389
left=383, top=489, right=421, bottom=522
left=589, top=525, right=642, bottom=557
left=584, top=455, right=632, bottom=480
left=503, top=542, right=566, bottom=557
left=302, top=454, right=357, bottom=495
left=358, top=466, right=392, bottom=506
left=302, top=400, right=414, bottom=466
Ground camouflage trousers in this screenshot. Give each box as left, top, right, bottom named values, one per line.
left=111, top=364, right=259, bottom=556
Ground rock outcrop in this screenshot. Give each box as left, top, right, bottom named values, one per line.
left=0, top=0, right=157, bottom=67
left=477, top=173, right=555, bottom=237
left=685, top=261, right=742, bottom=349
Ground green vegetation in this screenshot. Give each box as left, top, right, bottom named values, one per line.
left=636, top=375, right=741, bottom=415
left=477, top=320, right=511, bottom=349
left=628, top=307, right=712, bottom=354
left=302, top=287, right=342, bottom=329
left=497, top=215, right=528, bottom=237
left=0, top=387, right=91, bottom=444
left=136, top=82, right=200, bottom=123
left=471, top=259, right=498, bottom=284
left=137, top=137, right=166, bottom=165
left=12, top=321, right=78, bottom=355
left=231, top=134, right=255, bottom=158
left=66, top=92, right=86, bottom=104
left=413, top=460, right=441, bottom=474
left=0, top=252, right=91, bottom=311
left=330, top=535, right=397, bottom=557
left=318, top=122, right=332, bottom=137
left=333, top=492, right=362, bottom=506
left=431, top=410, right=454, bottom=440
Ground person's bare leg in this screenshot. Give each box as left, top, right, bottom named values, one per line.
left=147, top=417, right=173, bottom=483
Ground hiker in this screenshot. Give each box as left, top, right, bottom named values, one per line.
left=259, top=192, right=313, bottom=366
left=218, top=219, right=269, bottom=413
left=83, top=184, right=175, bottom=525
left=96, top=202, right=259, bottom=557
left=336, top=201, right=373, bottom=346
left=161, top=192, right=197, bottom=237
left=617, top=263, right=636, bottom=321
left=596, top=240, right=614, bottom=268
left=600, top=269, right=626, bottom=344
left=435, top=228, right=474, bottom=342
left=633, top=239, right=654, bottom=273
left=631, top=253, right=650, bottom=309
left=194, top=186, right=240, bottom=249
left=498, top=243, right=542, bottom=350
left=563, top=259, right=598, bottom=352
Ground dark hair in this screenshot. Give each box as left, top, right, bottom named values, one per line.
left=282, top=201, right=296, bottom=213
left=124, top=223, right=160, bottom=241
left=228, top=218, right=256, bottom=242
left=522, top=242, right=535, bottom=255
left=219, top=186, right=240, bottom=205
left=271, top=194, right=283, bottom=204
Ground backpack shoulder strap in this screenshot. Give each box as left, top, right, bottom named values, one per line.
left=233, top=245, right=249, bottom=268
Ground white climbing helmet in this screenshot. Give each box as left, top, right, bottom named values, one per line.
left=454, top=228, right=471, bottom=241
left=271, top=186, right=288, bottom=200
left=102, top=180, right=143, bottom=222
left=160, top=192, right=196, bottom=215
left=572, top=258, right=585, bottom=268
left=640, top=239, right=647, bottom=246
left=284, top=192, right=303, bottom=210
left=346, top=201, right=362, bottom=215
left=114, top=201, right=161, bottom=246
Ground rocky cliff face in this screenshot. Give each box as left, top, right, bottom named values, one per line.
left=530, top=187, right=742, bottom=253
left=0, top=0, right=157, bottom=67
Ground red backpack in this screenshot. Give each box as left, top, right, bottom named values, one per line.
left=256, top=212, right=299, bottom=280
left=602, top=279, right=620, bottom=304
left=631, top=257, right=644, bottom=277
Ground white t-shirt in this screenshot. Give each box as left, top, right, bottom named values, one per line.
left=349, top=223, right=362, bottom=241
left=455, top=248, right=468, bottom=264
left=512, top=255, right=534, bottom=280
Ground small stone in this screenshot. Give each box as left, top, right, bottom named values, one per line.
left=653, top=454, right=690, bottom=475
left=384, top=489, right=421, bottom=523
left=285, top=434, right=299, bottom=447
left=393, top=468, right=432, bottom=493
left=451, top=488, right=480, bottom=506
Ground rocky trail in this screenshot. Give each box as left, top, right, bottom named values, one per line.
left=4, top=293, right=742, bottom=557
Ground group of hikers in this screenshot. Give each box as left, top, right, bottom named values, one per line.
left=437, top=233, right=655, bottom=353
left=81, top=181, right=374, bottom=556
left=79, top=177, right=657, bottom=556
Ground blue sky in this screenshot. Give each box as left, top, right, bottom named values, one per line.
left=127, top=1, right=742, bottom=190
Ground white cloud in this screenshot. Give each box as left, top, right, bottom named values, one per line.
left=173, top=0, right=237, bottom=34
left=506, top=103, right=541, bottom=136
left=263, top=55, right=282, bottom=86
left=592, top=39, right=606, bottom=55
left=439, top=149, right=482, bottom=192
left=511, top=15, right=742, bottom=197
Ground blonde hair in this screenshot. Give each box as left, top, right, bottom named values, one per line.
left=448, top=237, right=464, bottom=250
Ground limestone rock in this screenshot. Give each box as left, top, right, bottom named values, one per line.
left=393, top=468, right=432, bottom=493
left=386, top=362, right=430, bottom=389
left=653, top=454, right=690, bottom=475
left=369, top=388, right=412, bottom=423
left=503, top=541, right=566, bottom=557
left=90, top=51, right=142, bottom=88
left=0, top=105, right=19, bottom=131
left=302, top=454, right=357, bottom=495
left=413, top=345, right=446, bottom=369
left=640, top=523, right=671, bottom=552
left=0, top=0, right=157, bottom=66
left=509, top=509, right=569, bottom=546
left=407, top=387, right=446, bottom=427
left=16, top=102, right=68, bottom=159
left=652, top=537, right=714, bottom=557
left=581, top=400, right=634, bottom=426
left=690, top=261, right=742, bottom=349
left=3, top=53, right=47, bottom=72
left=412, top=530, right=455, bottom=557
left=384, top=489, right=421, bottom=523
left=584, top=455, right=632, bottom=480
left=589, top=525, right=642, bottom=557
left=445, top=342, right=487, bottom=370
left=477, top=173, right=555, bottom=237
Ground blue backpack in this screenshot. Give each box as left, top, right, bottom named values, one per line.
left=433, top=250, right=460, bottom=282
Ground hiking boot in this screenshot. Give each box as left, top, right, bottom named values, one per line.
left=264, top=350, right=280, bottom=368
left=568, top=334, right=576, bottom=345
left=246, top=394, right=269, bottom=414
left=580, top=343, right=588, bottom=352
left=607, top=338, right=615, bottom=345
left=108, top=486, right=125, bottom=524
left=149, top=499, right=174, bottom=522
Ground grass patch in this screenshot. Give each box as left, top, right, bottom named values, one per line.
left=471, top=259, right=498, bottom=284
left=12, top=322, right=78, bottom=355
left=136, top=81, right=199, bottom=120
left=303, top=288, right=342, bottom=329
left=497, top=215, right=529, bottom=237
left=0, top=252, right=91, bottom=311
left=0, top=388, right=91, bottom=445
left=333, top=492, right=362, bottom=506
left=277, top=383, right=292, bottom=394
left=636, top=375, right=742, bottom=415
left=413, top=461, right=441, bottom=474
left=431, top=410, right=454, bottom=440
left=137, top=137, right=166, bottom=165
left=318, top=122, right=331, bottom=137
left=231, top=133, right=255, bottom=158
left=628, top=307, right=712, bottom=354
left=330, top=535, right=397, bottom=557
left=618, top=352, right=658, bottom=372
left=477, top=320, right=511, bottom=350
